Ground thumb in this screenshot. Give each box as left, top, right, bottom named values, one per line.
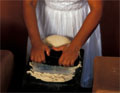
left=45, top=46, right=50, bottom=56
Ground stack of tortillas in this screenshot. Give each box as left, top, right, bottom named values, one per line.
left=27, top=35, right=81, bottom=82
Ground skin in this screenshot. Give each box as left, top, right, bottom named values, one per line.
left=23, top=0, right=103, bottom=66
left=23, top=0, right=50, bottom=63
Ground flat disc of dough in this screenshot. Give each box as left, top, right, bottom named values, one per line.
left=43, top=35, right=71, bottom=47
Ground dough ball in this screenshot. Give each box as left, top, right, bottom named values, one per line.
left=43, top=35, right=71, bottom=47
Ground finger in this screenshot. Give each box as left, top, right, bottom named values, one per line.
left=40, top=53, right=45, bottom=63
left=59, top=56, right=64, bottom=66
left=32, top=56, right=36, bottom=62
left=45, top=47, right=50, bottom=56
left=31, top=55, right=34, bottom=61
left=59, top=58, right=62, bottom=66
left=70, top=60, right=74, bottom=66
left=61, top=57, right=68, bottom=67
left=37, top=55, right=43, bottom=63
left=67, top=60, right=71, bottom=67
left=65, top=59, right=70, bottom=67
left=37, top=56, right=42, bottom=63
left=63, top=60, right=68, bottom=67
left=35, top=56, right=38, bottom=62
left=52, top=46, right=64, bottom=51
left=37, top=57, right=41, bottom=63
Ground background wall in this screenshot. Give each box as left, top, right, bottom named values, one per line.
left=0, top=0, right=119, bottom=91
left=100, top=1, right=119, bottom=57
left=0, top=0, right=28, bottom=91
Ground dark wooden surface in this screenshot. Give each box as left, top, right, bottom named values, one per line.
left=93, top=57, right=120, bottom=93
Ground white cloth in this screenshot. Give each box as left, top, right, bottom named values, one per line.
left=27, top=0, right=102, bottom=88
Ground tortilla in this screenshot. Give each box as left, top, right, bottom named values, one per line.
left=43, top=35, right=71, bottom=47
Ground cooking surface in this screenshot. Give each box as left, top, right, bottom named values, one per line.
left=43, top=49, right=80, bottom=66
left=22, top=67, right=82, bottom=92
left=22, top=49, right=84, bottom=92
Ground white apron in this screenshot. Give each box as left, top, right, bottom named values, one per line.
left=27, top=0, right=102, bottom=88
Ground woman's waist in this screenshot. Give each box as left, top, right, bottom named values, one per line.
left=45, top=0, right=87, bottom=11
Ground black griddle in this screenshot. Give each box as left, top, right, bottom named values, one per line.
left=44, top=49, right=80, bottom=66
left=22, top=49, right=84, bottom=92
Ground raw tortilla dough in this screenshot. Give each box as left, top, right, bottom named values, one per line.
left=43, top=35, right=71, bottom=47
left=27, top=63, right=81, bottom=82
left=27, top=70, right=75, bottom=82
left=27, top=35, right=81, bottom=82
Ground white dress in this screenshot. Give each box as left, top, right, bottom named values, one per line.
left=27, top=0, right=102, bottom=88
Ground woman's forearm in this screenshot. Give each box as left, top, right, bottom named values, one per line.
left=23, top=0, right=43, bottom=47
left=70, top=1, right=103, bottom=51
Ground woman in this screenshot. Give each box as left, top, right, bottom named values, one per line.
left=23, top=0, right=103, bottom=88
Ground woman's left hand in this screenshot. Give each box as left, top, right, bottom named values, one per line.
left=52, top=44, right=79, bottom=66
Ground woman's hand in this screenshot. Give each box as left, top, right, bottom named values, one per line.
left=52, top=44, right=79, bottom=66
left=30, top=43, right=50, bottom=63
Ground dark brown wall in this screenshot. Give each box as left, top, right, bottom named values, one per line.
left=0, top=1, right=27, bottom=51
left=0, top=1, right=24, bottom=26
left=0, top=0, right=28, bottom=90
left=100, top=1, right=119, bottom=57
left=0, top=0, right=27, bottom=59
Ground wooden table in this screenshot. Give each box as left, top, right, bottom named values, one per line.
left=93, top=57, right=120, bottom=93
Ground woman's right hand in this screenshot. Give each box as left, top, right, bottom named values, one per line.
left=30, top=44, right=50, bottom=63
